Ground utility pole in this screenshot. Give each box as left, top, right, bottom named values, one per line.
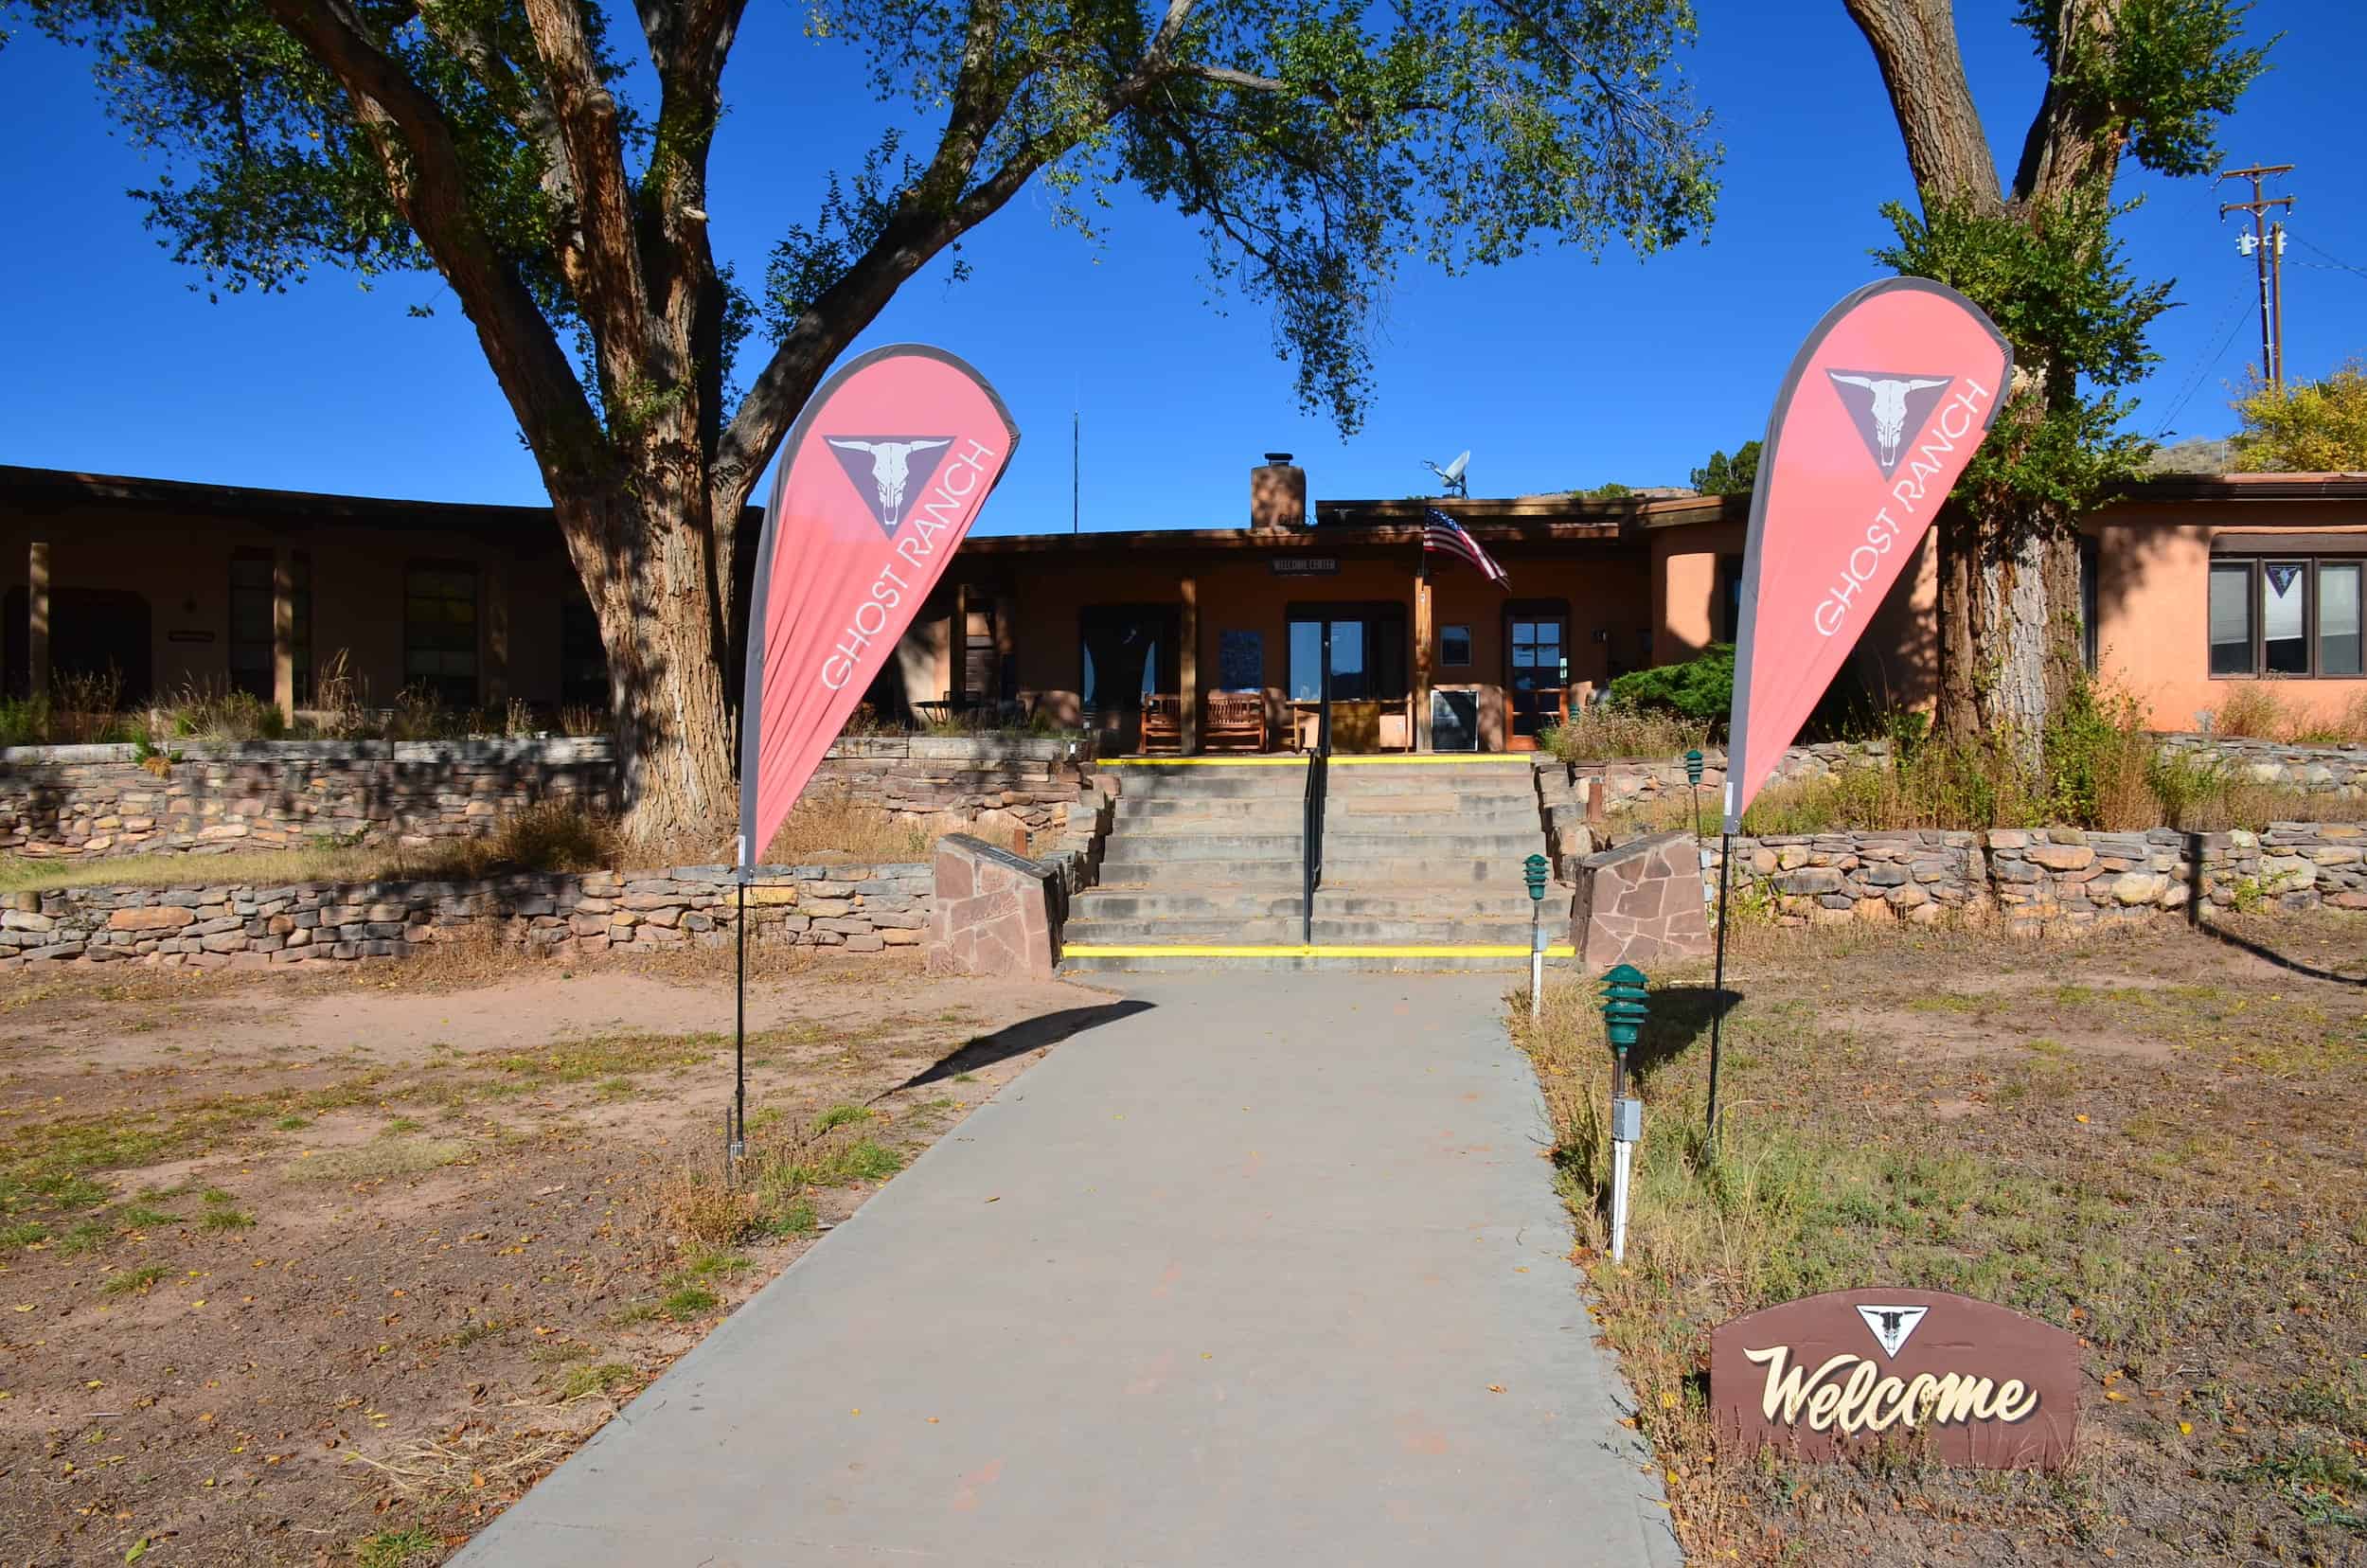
left=2218, top=164, right=2294, bottom=388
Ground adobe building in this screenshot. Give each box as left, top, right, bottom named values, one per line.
left=1, top=457, right=2360, bottom=749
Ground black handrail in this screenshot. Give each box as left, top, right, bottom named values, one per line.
left=1301, top=625, right=1333, bottom=945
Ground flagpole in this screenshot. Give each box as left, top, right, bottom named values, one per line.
left=1704, top=829, right=1732, bottom=1157
left=732, top=871, right=748, bottom=1167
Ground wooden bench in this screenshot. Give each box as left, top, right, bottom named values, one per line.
left=1140, top=693, right=1183, bottom=754
left=1202, top=690, right=1268, bottom=752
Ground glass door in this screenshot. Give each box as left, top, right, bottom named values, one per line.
left=1505, top=610, right=1568, bottom=746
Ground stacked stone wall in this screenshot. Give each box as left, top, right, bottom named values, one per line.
left=0, top=735, right=1099, bottom=862
left=1698, top=822, right=2364, bottom=933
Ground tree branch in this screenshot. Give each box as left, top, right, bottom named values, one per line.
left=1842, top=0, right=2003, bottom=207
left=518, top=0, right=650, bottom=375
left=258, top=0, right=604, bottom=483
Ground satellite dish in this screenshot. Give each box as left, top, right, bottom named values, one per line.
left=1423, top=450, right=1472, bottom=497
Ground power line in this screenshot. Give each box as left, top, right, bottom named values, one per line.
left=2292, top=234, right=2367, bottom=280
left=2153, top=281, right=2258, bottom=438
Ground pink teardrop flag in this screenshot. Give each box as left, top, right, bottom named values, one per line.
left=738, top=346, right=1020, bottom=867
left=1722, top=279, right=2012, bottom=830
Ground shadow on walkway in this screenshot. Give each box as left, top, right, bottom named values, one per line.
left=895, top=999, right=1156, bottom=1091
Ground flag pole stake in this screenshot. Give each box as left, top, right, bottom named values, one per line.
left=1705, top=830, right=1733, bottom=1159
left=731, top=873, right=748, bottom=1171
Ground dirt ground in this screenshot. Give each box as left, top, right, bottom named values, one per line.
left=0, top=945, right=1107, bottom=1566
left=1516, top=910, right=2367, bottom=1566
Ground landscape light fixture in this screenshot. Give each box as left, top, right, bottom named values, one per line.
left=1522, top=852, right=1550, bottom=1017
left=1597, top=963, right=1649, bottom=1263
left=1684, top=748, right=1705, bottom=841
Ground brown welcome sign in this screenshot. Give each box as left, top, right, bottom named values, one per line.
left=1709, top=1288, right=2080, bottom=1468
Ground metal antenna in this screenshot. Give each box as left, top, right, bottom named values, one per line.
left=1423, top=450, right=1471, bottom=499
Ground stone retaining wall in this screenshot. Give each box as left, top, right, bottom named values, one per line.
left=1700, top=821, right=2366, bottom=933
left=0, top=734, right=1098, bottom=862
left=0, top=739, right=614, bottom=861
left=1544, top=734, right=2367, bottom=820
left=0, top=862, right=938, bottom=970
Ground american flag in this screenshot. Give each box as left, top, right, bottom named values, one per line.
left=1422, top=507, right=1510, bottom=589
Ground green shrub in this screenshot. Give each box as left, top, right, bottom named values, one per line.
left=1608, top=644, right=1733, bottom=722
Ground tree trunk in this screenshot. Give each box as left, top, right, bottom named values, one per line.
left=553, top=486, right=739, bottom=852
left=1935, top=508, right=2079, bottom=772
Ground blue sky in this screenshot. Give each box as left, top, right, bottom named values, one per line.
left=2, top=1, right=2360, bottom=536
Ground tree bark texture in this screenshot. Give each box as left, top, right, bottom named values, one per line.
left=1846, top=0, right=2124, bottom=767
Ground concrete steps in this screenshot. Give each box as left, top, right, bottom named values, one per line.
left=1064, top=758, right=1557, bottom=971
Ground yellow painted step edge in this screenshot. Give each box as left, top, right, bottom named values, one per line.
left=1062, top=943, right=1578, bottom=959
left=1098, top=753, right=1535, bottom=767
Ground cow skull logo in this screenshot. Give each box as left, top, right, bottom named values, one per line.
left=1855, top=1304, right=1931, bottom=1360
left=1827, top=372, right=1953, bottom=478
left=826, top=437, right=954, bottom=538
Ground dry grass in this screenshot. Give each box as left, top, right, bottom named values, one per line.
left=294, top=1135, right=472, bottom=1183
left=1539, top=705, right=1713, bottom=763
left=2209, top=684, right=2367, bottom=744
left=1515, top=918, right=2367, bottom=1564
left=764, top=790, right=938, bottom=864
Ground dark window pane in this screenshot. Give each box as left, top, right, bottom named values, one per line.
left=1440, top=625, right=1471, bottom=667
left=2263, top=560, right=2308, bottom=675
left=2208, top=562, right=2254, bottom=676
left=2322, top=562, right=2362, bottom=677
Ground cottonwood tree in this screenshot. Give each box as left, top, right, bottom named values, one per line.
left=19, top=0, right=1717, bottom=843
left=1843, top=0, right=2268, bottom=763
left=2232, top=361, right=2367, bottom=472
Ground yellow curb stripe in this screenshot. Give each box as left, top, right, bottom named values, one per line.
left=1098, top=756, right=1307, bottom=767
left=1096, top=753, right=1537, bottom=767
left=1062, top=943, right=1577, bottom=959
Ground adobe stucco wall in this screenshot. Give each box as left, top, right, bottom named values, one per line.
left=2089, top=510, right=2367, bottom=731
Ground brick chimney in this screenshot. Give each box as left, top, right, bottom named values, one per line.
left=1250, top=453, right=1307, bottom=531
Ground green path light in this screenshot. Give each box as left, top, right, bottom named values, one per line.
left=1597, top=963, right=1648, bottom=1264
left=1682, top=749, right=1704, bottom=786
left=1522, top=852, right=1549, bottom=902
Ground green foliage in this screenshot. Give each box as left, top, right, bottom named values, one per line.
left=1569, top=481, right=1634, bottom=501
left=1875, top=187, right=2167, bottom=528
left=2013, top=0, right=2274, bottom=181
left=27, top=0, right=1721, bottom=437
left=1686, top=439, right=1758, bottom=495
left=1608, top=643, right=1732, bottom=722
left=2231, top=362, right=2367, bottom=472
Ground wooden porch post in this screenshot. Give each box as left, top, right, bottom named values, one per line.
left=1414, top=549, right=1434, bottom=752
left=1179, top=576, right=1200, bottom=755
left=271, top=546, right=296, bottom=722
left=27, top=541, right=50, bottom=703
left=952, top=581, right=970, bottom=708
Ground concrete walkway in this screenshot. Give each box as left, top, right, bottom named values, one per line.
left=454, top=973, right=1676, bottom=1567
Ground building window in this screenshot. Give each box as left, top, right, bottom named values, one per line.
left=1714, top=555, right=1743, bottom=643
left=962, top=607, right=996, bottom=704
left=1439, top=624, right=1472, bottom=668
left=1079, top=606, right=1179, bottom=709
left=560, top=597, right=610, bottom=708
left=2077, top=536, right=2099, bottom=672
left=404, top=561, right=480, bottom=708
left=228, top=549, right=310, bottom=704
left=1219, top=630, right=1264, bottom=690
left=2209, top=555, right=2365, bottom=679
left=1287, top=605, right=1406, bottom=703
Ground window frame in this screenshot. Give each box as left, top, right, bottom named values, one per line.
left=227, top=548, right=311, bottom=704
left=1437, top=623, right=1472, bottom=669
left=403, top=560, right=482, bottom=709
left=2206, top=553, right=2367, bottom=681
